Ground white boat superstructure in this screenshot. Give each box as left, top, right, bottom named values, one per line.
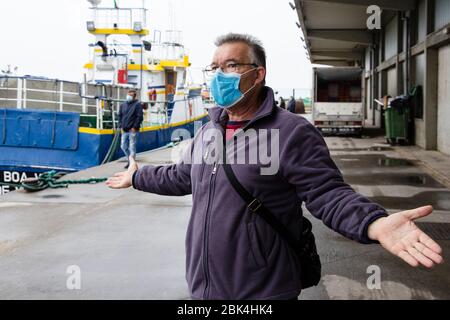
left=83, top=0, right=208, bottom=126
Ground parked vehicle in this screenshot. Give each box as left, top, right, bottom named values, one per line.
left=312, top=67, right=364, bottom=136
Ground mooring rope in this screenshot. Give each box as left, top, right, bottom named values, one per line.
left=0, top=170, right=107, bottom=192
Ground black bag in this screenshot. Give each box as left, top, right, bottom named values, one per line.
left=221, top=145, right=321, bottom=289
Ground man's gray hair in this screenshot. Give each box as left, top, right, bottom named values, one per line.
left=215, top=33, right=266, bottom=69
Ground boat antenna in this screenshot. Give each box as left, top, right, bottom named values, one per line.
left=168, top=0, right=175, bottom=31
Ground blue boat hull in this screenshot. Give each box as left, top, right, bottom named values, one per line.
left=0, top=109, right=210, bottom=194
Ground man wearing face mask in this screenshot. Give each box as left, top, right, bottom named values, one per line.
left=107, top=33, right=443, bottom=300
left=118, top=89, right=143, bottom=169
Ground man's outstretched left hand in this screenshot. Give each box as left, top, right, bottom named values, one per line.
left=368, top=205, right=444, bottom=268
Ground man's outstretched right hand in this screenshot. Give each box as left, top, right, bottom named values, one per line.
left=106, top=157, right=138, bottom=189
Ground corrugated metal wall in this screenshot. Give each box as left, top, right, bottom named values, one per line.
left=434, top=0, right=450, bottom=31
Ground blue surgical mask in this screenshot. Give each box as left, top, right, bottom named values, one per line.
left=126, top=95, right=133, bottom=102
left=210, top=69, right=257, bottom=109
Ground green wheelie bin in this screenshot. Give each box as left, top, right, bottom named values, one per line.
left=384, top=95, right=411, bottom=145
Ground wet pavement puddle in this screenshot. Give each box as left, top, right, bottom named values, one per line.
left=368, top=191, right=450, bottom=211
left=331, top=154, right=450, bottom=211
left=333, top=154, right=414, bottom=168
left=343, top=173, right=445, bottom=188
left=329, top=146, right=393, bottom=152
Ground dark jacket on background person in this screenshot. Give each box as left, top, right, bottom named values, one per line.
left=132, top=87, right=388, bottom=300
left=118, top=100, right=143, bottom=132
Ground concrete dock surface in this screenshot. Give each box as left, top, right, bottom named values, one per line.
left=0, top=129, right=449, bottom=299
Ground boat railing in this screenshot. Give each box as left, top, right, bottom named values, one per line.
left=144, top=97, right=202, bottom=126
left=0, top=76, right=204, bottom=132
left=89, top=7, right=147, bottom=31
left=0, top=76, right=130, bottom=130
left=146, top=43, right=186, bottom=64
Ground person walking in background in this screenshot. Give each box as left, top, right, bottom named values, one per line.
left=118, top=89, right=143, bottom=169
left=287, top=96, right=296, bottom=113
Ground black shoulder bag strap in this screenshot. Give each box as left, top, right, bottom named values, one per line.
left=221, top=139, right=307, bottom=252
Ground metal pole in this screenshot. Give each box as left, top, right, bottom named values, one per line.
left=59, top=81, right=64, bottom=112
left=96, top=99, right=100, bottom=129
left=140, top=47, right=143, bottom=97
left=117, top=86, right=121, bottom=129
left=82, top=74, right=87, bottom=114
left=99, top=100, right=104, bottom=130
left=16, top=77, right=22, bottom=109
left=111, top=100, right=116, bottom=130
left=165, top=102, right=169, bottom=125
left=23, top=79, right=27, bottom=109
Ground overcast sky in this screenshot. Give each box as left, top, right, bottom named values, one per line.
left=0, top=0, right=313, bottom=97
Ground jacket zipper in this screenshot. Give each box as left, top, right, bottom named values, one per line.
left=202, top=162, right=217, bottom=299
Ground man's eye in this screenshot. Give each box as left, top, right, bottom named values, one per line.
left=227, top=63, right=238, bottom=69
left=211, top=66, right=219, bottom=71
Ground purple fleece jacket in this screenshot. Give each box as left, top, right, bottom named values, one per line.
left=132, top=87, right=388, bottom=300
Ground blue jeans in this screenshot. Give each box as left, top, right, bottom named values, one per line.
left=121, top=131, right=138, bottom=160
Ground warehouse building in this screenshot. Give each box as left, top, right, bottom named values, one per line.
left=294, top=0, right=450, bottom=155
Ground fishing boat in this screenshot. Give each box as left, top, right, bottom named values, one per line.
left=0, top=0, right=211, bottom=194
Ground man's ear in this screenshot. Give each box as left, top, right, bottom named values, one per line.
left=255, top=67, right=266, bottom=85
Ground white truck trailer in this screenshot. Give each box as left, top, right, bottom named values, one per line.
left=312, top=67, right=364, bottom=136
